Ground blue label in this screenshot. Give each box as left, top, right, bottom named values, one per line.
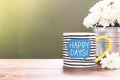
left=67, top=39, right=91, bottom=60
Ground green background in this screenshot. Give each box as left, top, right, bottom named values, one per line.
left=0, top=0, right=98, bottom=58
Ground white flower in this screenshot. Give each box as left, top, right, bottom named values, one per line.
left=83, top=12, right=100, bottom=28
left=100, top=52, right=120, bottom=69
left=83, top=0, right=120, bottom=28
left=99, top=18, right=111, bottom=27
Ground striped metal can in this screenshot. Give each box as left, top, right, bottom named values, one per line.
left=63, top=33, right=97, bottom=68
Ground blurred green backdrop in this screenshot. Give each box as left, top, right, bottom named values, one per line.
left=0, top=0, right=98, bottom=58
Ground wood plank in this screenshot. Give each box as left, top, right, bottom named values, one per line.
left=0, top=59, right=119, bottom=80
left=0, top=59, right=63, bottom=68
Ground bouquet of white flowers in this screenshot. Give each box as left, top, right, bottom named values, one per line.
left=83, top=0, right=120, bottom=28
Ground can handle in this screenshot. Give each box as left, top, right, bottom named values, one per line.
left=95, top=36, right=112, bottom=63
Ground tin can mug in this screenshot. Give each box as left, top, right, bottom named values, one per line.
left=63, top=33, right=111, bottom=68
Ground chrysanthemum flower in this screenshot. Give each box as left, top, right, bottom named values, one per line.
left=100, top=52, right=120, bottom=69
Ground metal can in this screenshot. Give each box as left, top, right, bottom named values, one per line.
left=93, top=27, right=120, bottom=56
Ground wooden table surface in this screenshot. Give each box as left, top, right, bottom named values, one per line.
left=0, top=59, right=120, bottom=80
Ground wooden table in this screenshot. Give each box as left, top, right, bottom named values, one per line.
left=0, top=59, right=120, bottom=80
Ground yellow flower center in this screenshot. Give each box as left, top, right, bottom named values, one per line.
left=108, top=59, right=114, bottom=65
left=117, top=12, right=120, bottom=15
